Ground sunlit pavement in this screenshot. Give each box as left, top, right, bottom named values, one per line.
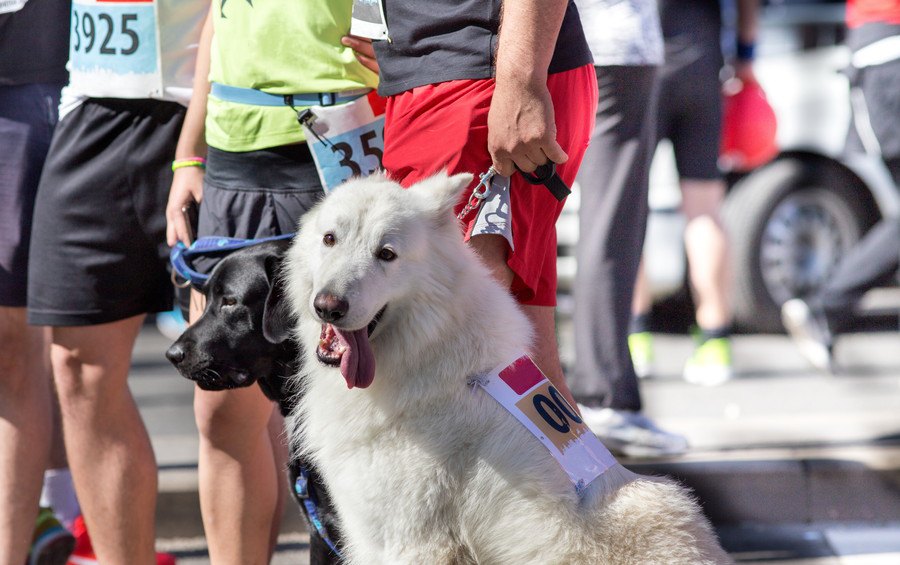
left=135, top=323, right=900, bottom=563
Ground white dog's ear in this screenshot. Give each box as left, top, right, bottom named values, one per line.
left=408, top=171, right=474, bottom=216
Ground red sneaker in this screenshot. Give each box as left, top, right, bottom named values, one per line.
left=66, top=515, right=176, bottom=565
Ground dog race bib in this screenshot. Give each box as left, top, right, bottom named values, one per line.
left=69, top=0, right=163, bottom=98
left=468, top=174, right=514, bottom=251
left=299, top=92, right=386, bottom=192
left=350, top=0, right=389, bottom=40
left=471, top=355, right=617, bottom=495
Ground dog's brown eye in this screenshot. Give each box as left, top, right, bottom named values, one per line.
left=377, top=247, right=397, bottom=262
left=222, top=297, right=237, bottom=307
left=323, top=233, right=336, bottom=247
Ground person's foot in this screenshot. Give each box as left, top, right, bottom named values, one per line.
left=66, top=515, right=176, bottom=565
left=28, top=507, right=75, bottom=565
left=628, top=331, right=654, bottom=378
left=683, top=337, right=733, bottom=386
left=578, top=406, right=689, bottom=458
left=781, top=298, right=835, bottom=373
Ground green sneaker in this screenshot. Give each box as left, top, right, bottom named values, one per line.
left=628, top=331, right=654, bottom=379
left=28, top=507, right=75, bottom=565
left=683, top=337, right=733, bottom=386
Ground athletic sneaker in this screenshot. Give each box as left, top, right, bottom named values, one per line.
left=578, top=406, right=689, bottom=458
left=28, top=507, right=75, bottom=565
left=66, top=515, right=176, bottom=565
left=683, top=337, right=733, bottom=386
left=628, top=331, right=654, bottom=378
left=781, top=298, right=835, bottom=373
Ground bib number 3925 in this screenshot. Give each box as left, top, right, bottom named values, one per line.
left=69, top=0, right=162, bottom=98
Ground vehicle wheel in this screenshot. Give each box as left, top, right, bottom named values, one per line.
left=723, top=157, right=872, bottom=333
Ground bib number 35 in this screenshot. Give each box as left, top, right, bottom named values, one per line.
left=329, top=128, right=384, bottom=178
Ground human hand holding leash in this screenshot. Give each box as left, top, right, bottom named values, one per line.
left=487, top=75, right=568, bottom=178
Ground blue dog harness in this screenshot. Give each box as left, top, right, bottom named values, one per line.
left=170, top=234, right=295, bottom=287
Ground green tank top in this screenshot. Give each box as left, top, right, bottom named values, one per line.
left=207, top=0, right=378, bottom=152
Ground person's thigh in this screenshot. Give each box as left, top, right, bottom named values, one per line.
left=663, top=54, right=723, bottom=181
left=51, top=315, right=146, bottom=395
left=28, top=99, right=184, bottom=326
left=680, top=178, right=726, bottom=220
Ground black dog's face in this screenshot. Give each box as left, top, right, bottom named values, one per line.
left=165, top=240, right=295, bottom=395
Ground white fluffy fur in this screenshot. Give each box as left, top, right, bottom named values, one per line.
left=283, top=172, right=732, bottom=564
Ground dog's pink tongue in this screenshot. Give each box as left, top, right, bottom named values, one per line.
left=333, top=327, right=375, bottom=389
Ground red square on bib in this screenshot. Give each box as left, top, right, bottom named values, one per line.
left=498, top=356, right=544, bottom=395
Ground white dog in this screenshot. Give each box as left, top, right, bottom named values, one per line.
left=271, top=172, right=732, bottom=564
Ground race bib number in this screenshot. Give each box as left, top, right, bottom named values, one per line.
left=350, top=0, right=389, bottom=41
left=473, top=355, right=617, bottom=494
left=300, top=92, right=386, bottom=192
left=0, top=0, right=28, bottom=14
left=69, top=0, right=162, bottom=98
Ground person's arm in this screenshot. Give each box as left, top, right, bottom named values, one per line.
left=734, top=0, right=759, bottom=82
left=166, top=8, right=213, bottom=247
left=487, top=0, right=570, bottom=177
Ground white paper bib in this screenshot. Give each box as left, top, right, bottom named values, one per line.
left=300, top=93, right=386, bottom=192
left=468, top=174, right=514, bottom=251
left=350, top=0, right=389, bottom=41
left=0, top=0, right=28, bottom=14
left=472, top=355, right=617, bottom=495
left=69, top=0, right=163, bottom=98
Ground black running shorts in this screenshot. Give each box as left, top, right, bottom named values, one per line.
left=656, top=33, right=724, bottom=181
left=192, top=144, right=324, bottom=274
left=27, top=98, right=185, bottom=326
left=0, top=83, right=63, bottom=307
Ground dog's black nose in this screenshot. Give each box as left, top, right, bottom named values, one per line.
left=165, top=342, right=186, bottom=365
left=314, top=292, right=349, bottom=322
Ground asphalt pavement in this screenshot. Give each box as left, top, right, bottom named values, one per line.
left=133, top=320, right=900, bottom=564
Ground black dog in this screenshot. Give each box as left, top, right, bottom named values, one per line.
left=165, top=240, right=342, bottom=564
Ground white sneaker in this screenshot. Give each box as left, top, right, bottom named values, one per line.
left=578, top=405, right=689, bottom=458
left=781, top=298, right=834, bottom=373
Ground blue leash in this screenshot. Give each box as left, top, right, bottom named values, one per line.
left=170, top=234, right=295, bottom=287
left=295, top=467, right=343, bottom=558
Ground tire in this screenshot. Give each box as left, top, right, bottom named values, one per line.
left=723, top=157, right=873, bottom=333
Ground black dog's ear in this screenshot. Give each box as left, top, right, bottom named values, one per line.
left=262, top=254, right=294, bottom=344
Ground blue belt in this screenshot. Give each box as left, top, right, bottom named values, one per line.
left=210, top=82, right=369, bottom=107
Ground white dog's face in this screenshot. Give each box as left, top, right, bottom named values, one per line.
left=284, top=172, right=473, bottom=390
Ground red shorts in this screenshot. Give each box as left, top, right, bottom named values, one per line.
left=383, top=64, right=598, bottom=306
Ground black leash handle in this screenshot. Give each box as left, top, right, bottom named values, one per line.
left=515, top=162, right=570, bottom=201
